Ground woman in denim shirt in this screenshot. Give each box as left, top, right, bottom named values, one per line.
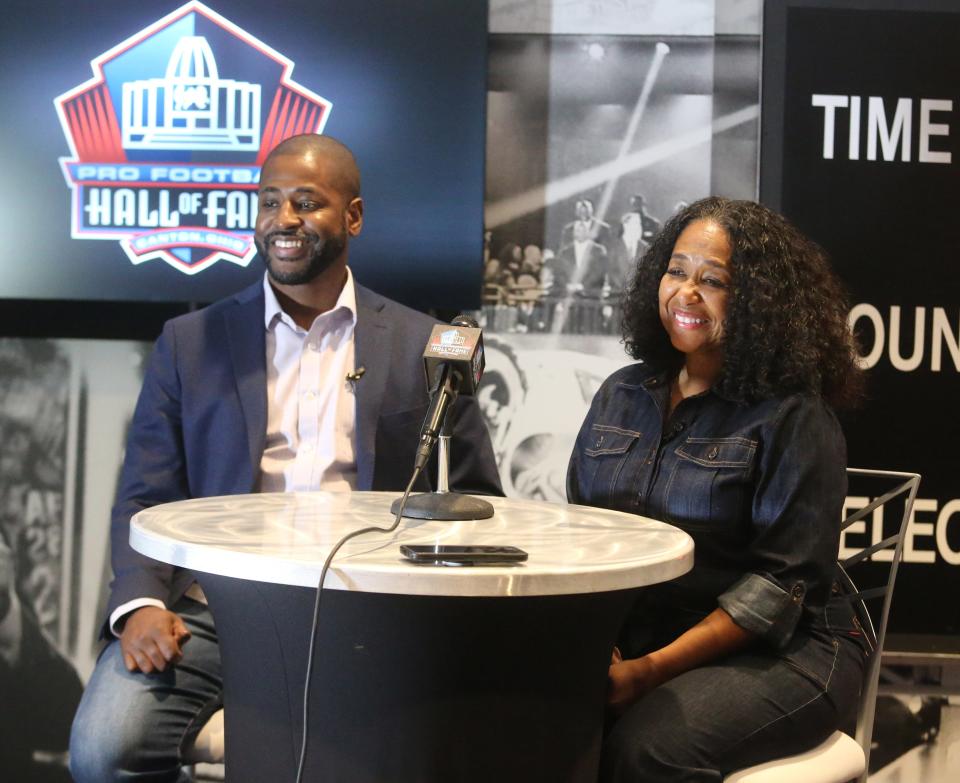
left=568, top=198, right=869, bottom=781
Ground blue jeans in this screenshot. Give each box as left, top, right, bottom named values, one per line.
left=69, top=598, right=222, bottom=783
left=600, top=633, right=864, bottom=782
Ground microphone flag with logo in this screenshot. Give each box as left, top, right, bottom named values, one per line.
left=422, top=315, right=484, bottom=397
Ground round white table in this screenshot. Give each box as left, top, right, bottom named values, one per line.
left=132, top=492, right=693, bottom=782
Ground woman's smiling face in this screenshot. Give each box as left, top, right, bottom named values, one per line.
left=658, top=218, right=733, bottom=362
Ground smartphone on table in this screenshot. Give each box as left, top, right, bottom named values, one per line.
left=399, top=545, right=528, bottom=566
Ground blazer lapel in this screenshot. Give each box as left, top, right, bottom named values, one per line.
left=354, top=286, right=390, bottom=489
left=224, top=283, right=268, bottom=488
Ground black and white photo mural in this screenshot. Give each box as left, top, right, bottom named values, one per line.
left=478, top=0, right=760, bottom=498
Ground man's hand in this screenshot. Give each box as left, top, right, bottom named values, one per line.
left=119, top=606, right=191, bottom=673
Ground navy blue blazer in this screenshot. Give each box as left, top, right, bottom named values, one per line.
left=107, top=279, right=502, bottom=628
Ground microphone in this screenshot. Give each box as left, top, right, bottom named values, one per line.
left=414, top=315, right=484, bottom=472
left=345, top=366, right=366, bottom=386
left=391, top=315, right=493, bottom=520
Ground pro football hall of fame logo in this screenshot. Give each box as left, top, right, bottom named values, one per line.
left=54, top=1, right=332, bottom=275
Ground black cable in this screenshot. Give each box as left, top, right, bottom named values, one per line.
left=294, top=466, right=423, bottom=783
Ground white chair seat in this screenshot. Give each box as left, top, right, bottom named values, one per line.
left=724, top=730, right=865, bottom=783
left=183, top=708, right=225, bottom=764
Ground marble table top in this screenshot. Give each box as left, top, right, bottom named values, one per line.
left=131, top=492, right=693, bottom=597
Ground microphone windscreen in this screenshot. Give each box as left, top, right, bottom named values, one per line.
left=451, top=314, right=479, bottom=329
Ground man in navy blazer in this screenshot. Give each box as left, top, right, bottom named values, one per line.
left=70, top=134, right=502, bottom=782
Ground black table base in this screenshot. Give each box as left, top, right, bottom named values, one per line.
left=202, top=574, right=636, bottom=783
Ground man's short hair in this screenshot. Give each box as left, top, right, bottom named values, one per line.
left=263, top=134, right=362, bottom=199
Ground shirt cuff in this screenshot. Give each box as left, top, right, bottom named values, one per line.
left=0, top=591, right=22, bottom=667
left=718, top=573, right=805, bottom=649
left=110, top=598, right=166, bottom=638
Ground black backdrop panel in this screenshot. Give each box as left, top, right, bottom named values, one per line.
left=0, top=0, right=487, bottom=313
left=762, top=0, right=960, bottom=643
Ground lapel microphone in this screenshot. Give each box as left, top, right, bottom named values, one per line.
left=345, top=366, right=366, bottom=387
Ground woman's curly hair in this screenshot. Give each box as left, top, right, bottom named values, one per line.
left=621, top=197, right=863, bottom=408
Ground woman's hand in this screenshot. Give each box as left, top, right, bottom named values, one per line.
left=606, top=610, right=758, bottom=717
left=606, top=647, right=663, bottom=716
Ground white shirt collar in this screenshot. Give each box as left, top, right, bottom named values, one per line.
left=263, top=267, right=358, bottom=332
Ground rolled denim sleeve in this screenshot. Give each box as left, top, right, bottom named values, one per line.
left=718, top=573, right=804, bottom=647
left=722, top=396, right=847, bottom=649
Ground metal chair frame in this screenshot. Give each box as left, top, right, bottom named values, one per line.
left=839, top=467, right=921, bottom=781
left=723, top=467, right=921, bottom=783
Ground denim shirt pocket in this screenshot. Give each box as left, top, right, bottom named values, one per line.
left=579, top=424, right=643, bottom=506
left=664, top=436, right=757, bottom=530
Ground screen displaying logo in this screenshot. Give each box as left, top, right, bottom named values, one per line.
left=54, top=1, right=332, bottom=275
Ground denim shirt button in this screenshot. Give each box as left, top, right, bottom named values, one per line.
left=791, top=583, right=805, bottom=603
left=595, top=435, right=604, bottom=448
left=707, top=446, right=719, bottom=460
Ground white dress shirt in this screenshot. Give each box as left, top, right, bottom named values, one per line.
left=110, top=269, right=360, bottom=634
left=573, top=239, right=590, bottom=270
left=258, top=268, right=358, bottom=493
left=622, top=212, right=642, bottom=259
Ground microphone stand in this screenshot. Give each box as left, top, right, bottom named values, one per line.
left=390, top=418, right=495, bottom=521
